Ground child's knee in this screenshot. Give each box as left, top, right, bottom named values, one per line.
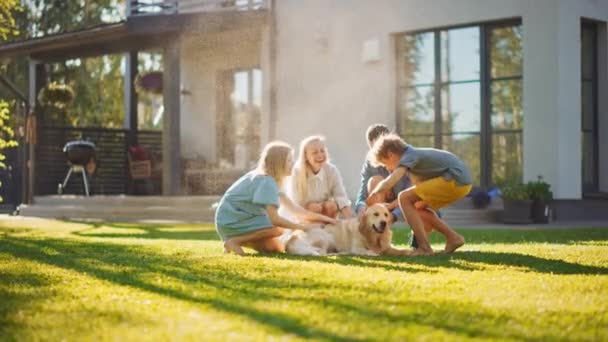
left=398, top=190, right=417, bottom=206
left=268, top=227, right=284, bottom=237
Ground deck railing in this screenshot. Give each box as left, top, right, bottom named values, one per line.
left=127, top=0, right=268, bottom=16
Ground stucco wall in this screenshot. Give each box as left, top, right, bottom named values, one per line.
left=180, top=28, right=262, bottom=163
left=272, top=0, right=608, bottom=200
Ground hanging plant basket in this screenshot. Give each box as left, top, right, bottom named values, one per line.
left=134, top=71, right=163, bottom=95
left=37, top=82, right=75, bottom=109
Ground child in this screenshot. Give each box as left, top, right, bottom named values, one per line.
left=368, top=134, right=472, bottom=256
left=290, top=135, right=353, bottom=219
left=355, top=124, right=411, bottom=223
left=215, top=141, right=337, bottom=255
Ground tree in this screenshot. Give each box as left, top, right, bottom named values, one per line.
left=0, top=0, right=20, bottom=202
left=5, top=1, right=126, bottom=128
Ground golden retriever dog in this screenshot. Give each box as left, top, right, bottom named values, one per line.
left=284, top=204, right=409, bottom=256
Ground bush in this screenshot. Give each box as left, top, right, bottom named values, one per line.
left=501, top=182, right=530, bottom=201
left=527, top=175, right=553, bottom=202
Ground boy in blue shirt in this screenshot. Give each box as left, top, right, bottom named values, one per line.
left=355, top=124, right=411, bottom=223
left=368, top=134, right=472, bottom=256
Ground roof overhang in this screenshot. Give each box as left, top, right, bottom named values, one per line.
left=0, top=9, right=267, bottom=62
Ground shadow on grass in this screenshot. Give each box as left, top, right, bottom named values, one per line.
left=69, top=221, right=219, bottom=241
left=1, top=235, right=604, bottom=340
left=450, top=227, right=608, bottom=245
left=258, top=249, right=608, bottom=275
left=0, top=237, right=356, bottom=341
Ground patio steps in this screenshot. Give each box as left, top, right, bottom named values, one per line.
left=18, top=195, right=220, bottom=223
left=18, top=195, right=503, bottom=225
left=440, top=198, right=503, bottom=226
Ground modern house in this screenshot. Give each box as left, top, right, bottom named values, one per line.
left=0, top=0, right=606, bottom=221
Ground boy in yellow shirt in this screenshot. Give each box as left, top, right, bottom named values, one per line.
left=368, top=134, right=472, bottom=256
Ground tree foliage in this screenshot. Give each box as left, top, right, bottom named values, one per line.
left=0, top=0, right=20, bottom=203
left=5, top=1, right=127, bottom=128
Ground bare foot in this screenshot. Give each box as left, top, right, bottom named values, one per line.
left=444, top=235, right=465, bottom=253
left=409, top=248, right=434, bottom=256
left=224, top=240, right=245, bottom=255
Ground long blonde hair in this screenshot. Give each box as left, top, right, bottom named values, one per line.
left=256, top=141, right=293, bottom=187
left=293, top=135, right=330, bottom=203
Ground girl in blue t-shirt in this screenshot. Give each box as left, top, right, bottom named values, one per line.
left=215, top=141, right=337, bottom=255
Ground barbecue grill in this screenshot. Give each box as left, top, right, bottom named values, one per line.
left=57, top=140, right=96, bottom=196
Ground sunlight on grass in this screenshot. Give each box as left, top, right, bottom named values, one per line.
left=1, top=217, right=607, bottom=341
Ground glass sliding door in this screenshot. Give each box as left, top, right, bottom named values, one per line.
left=396, top=21, right=522, bottom=188
left=396, top=32, right=436, bottom=148
left=217, top=68, right=262, bottom=169
left=488, top=25, right=523, bottom=185
left=440, top=27, right=481, bottom=185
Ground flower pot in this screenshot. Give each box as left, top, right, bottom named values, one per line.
left=531, top=200, right=552, bottom=223
left=502, top=199, right=532, bottom=224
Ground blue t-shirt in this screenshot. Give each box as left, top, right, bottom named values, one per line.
left=399, top=145, right=472, bottom=186
left=215, top=171, right=280, bottom=239
left=355, top=158, right=411, bottom=221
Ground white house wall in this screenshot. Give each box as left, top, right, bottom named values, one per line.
left=273, top=0, right=608, bottom=200
left=180, top=28, right=262, bottom=163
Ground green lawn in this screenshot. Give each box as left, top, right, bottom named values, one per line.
left=0, top=218, right=607, bottom=341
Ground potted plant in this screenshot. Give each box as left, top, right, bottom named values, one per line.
left=37, top=82, right=75, bottom=109
left=527, top=175, right=553, bottom=223
left=37, top=82, right=75, bottom=126
left=134, top=71, right=163, bottom=95
left=500, top=181, right=532, bottom=224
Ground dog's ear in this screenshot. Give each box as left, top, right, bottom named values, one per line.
left=358, top=214, right=378, bottom=250
left=358, top=213, right=368, bottom=235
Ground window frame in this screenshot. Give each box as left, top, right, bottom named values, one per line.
left=581, top=19, right=601, bottom=196
left=395, top=18, right=523, bottom=188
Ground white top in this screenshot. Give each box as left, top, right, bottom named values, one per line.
left=288, top=162, right=351, bottom=210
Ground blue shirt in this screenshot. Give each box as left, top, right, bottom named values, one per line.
left=399, top=145, right=472, bottom=186
left=355, top=158, right=411, bottom=221
left=215, top=171, right=280, bottom=240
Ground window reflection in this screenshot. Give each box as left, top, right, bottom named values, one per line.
left=398, top=33, right=435, bottom=86
left=399, top=86, right=434, bottom=135
left=403, top=135, right=435, bottom=149
left=397, top=22, right=523, bottom=187
left=491, top=79, right=523, bottom=130
left=443, top=133, right=480, bottom=186
left=441, top=27, right=480, bottom=82
left=441, top=83, right=480, bottom=133
left=218, top=68, right=262, bottom=169
left=492, top=133, right=523, bottom=184
left=490, top=26, right=523, bottom=78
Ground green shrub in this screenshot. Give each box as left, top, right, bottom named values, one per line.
left=501, top=181, right=530, bottom=201
left=527, top=175, right=553, bottom=202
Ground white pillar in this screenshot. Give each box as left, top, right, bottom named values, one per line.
left=523, top=0, right=581, bottom=199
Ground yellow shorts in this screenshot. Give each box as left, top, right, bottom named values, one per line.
left=414, top=177, right=472, bottom=211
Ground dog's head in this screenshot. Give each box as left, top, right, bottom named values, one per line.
left=358, top=204, right=393, bottom=252
left=361, top=203, right=391, bottom=233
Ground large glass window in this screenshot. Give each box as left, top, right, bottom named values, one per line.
left=581, top=21, right=599, bottom=194
left=396, top=21, right=522, bottom=187
left=217, top=68, right=262, bottom=169
left=489, top=25, right=523, bottom=185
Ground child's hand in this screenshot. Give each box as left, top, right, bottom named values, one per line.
left=319, top=215, right=338, bottom=225
left=301, top=223, right=324, bottom=230
left=366, top=192, right=383, bottom=206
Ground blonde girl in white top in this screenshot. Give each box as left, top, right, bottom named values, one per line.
left=290, top=135, right=354, bottom=219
